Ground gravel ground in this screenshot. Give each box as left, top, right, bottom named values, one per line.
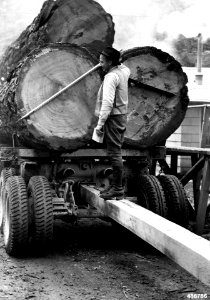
left=0, top=180, right=209, bottom=299
left=0, top=214, right=210, bottom=300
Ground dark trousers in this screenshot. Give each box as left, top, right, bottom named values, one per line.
left=104, top=114, right=127, bottom=188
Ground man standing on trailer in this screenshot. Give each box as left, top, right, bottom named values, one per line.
left=94, top=47, right=130, bottom=200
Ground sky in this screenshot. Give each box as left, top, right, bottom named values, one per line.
left=99, top=0, right=210, bottom=54
left=1, top=0, right=210, bottom=55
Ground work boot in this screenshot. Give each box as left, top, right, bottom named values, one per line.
left=100, top=185, right=112, bottom=195
left=100, top=186, right=124, bottom=200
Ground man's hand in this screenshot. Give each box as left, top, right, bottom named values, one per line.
left=95, top=125, right=104, bottom=136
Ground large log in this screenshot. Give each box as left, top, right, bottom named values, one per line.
left=0, top=44, right=101, bottom=149
left=122, top=47, right=189, bottom=147
left=0, top=0, right=114, bottom=80
left=0, top=45, right=189, bottom=151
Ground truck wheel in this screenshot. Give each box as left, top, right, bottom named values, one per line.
left=27, top=176, right=53, bottom=250
left=137, top=175, right=167, bottom=217
left=3, top=176, right=29, bottom=256
left=157, top=174, right=189, bottom=228
left=206, top=204, right=210, bottom=227
left=0, top=168, right=16, bottom=233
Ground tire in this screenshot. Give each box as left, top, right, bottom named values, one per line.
left=3, top=176, right=29, bottom=256
left=27, top=176, right=53, bottom=250
left=0, top=168, right=16, bottom=233
left=157, top=174, right=189, bottom=228
left=137, top=175, right=167, bottom=217
left=205, top=204, right=210, bottom=227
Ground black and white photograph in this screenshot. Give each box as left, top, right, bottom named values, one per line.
left=0, top=0, right=210, bottom=299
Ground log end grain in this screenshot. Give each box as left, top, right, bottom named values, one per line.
left=122, top=47, right=189, bottom=147
left=0, top=45, right=189, bottom=151
left=1, top=45, right=101, bottom=150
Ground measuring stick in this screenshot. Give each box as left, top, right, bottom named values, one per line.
left=18, top=63, right=101, bottom=121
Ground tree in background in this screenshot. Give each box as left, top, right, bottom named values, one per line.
left=173, top=34, right=210, bottom=67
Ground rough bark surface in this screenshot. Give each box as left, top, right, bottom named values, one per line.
left=0, top=0, right=114, bottom=80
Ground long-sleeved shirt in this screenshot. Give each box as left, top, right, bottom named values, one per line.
left=95, top=64, right=130, bottom=128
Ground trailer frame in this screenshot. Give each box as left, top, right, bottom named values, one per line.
left=0, top=145, right=165, bottom=221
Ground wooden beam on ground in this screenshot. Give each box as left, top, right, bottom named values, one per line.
left=80, top=184, right=210, bottom=287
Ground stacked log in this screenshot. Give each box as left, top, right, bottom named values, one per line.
left=0, top=0, right=189, bottom=151
left=121, top=47, right=189, bottom=147
left=0, top=44, right=188, bottom=150
left=0, top=0, right=114, bottom=80
left=0, top=44, right=101, bottom=149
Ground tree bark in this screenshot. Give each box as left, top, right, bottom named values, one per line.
left=0, top=45, right=189, bottom=151
left=0, top=0, right=114, bottom=80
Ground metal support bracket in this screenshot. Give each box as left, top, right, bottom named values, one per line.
left=63, top=180, right=78, bottom=216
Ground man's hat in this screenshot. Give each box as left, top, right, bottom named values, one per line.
left=101, top=47, right=121, bottom=65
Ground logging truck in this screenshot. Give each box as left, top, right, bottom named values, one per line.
left=0, top=41, right=191, bottom=256
left=0, top=0, right=192, bottom=256
left=1, top=1, right=210, bottom=288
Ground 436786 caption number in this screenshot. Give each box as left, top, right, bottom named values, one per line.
left=187, top=294, right=207, bottom=299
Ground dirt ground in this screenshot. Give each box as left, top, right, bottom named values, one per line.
left=0, top=213, right=210, bottom=300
